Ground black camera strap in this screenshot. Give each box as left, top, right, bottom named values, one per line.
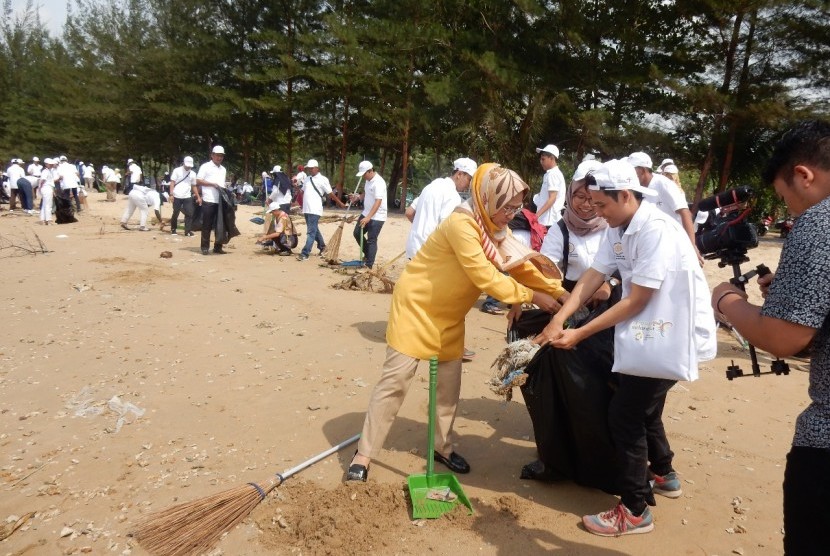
left=308, top=176, right=326, bottom=201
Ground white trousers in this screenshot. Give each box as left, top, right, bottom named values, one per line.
left=40, top=187, right=54, bottom=222
left=121, top=189, right=149, bottom=227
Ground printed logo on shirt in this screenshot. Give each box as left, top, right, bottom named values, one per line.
left=613, top=242, right=625, bottom=260
left=568, top=242, right=575, bottom=255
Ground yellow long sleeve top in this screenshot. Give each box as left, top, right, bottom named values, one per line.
left=387, top=211, right=566, bottom=361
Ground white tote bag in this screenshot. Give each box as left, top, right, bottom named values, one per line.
left=612, top=269, right=700, bottom=382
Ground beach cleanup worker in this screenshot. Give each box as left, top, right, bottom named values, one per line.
left=297, top=159, right=345, bottom=261
left=711, top=119, right=830, bottom=555
left=350, top=160, right=386, bottom=269
left=542, top=158, right=716, bottom=536
left=195, top=146, right=228, bottom=255
left=533, top=143, right=566, bottom=228
left=345, top=163, right=567, bottom=482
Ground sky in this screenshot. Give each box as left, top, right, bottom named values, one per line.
left=12, top=0, right=67, bottom=36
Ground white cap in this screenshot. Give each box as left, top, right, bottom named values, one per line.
left=43, top=157, right=54, bottom=165
left=659, top=158, right=675, bottom=169
left=452, top=157, right=477, bottom=177
left=582, top=153, right=597, bottom=162
left=32, top=156, right=39, bottom=162
left=572, top=159, right=602, bottom=182
left=262, top=171, right=269, bottom=179
left=127, top=158, right=133, bottom=164
left=535, top=144, right=560, bottom=159
left=356, top=160, right=373, bottom=176
left=183, top=156, right=194, bottom=167
left=60, top=155, right=67, bottom=161
left=271, top=165, right=281, bottom=173
left=626, top=151, right=653, bottom=169
left=268, top=201, right=281, bottom=212
left=588, top=159, right=657, bottom=197
left=212, top=145, right=225, bottom=155
left=305, top=159, right=319, bottom=168
left=662, top=164, right=679, bottom=174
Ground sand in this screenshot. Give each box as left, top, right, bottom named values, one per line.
left=0, top=191, right=805, bottom=555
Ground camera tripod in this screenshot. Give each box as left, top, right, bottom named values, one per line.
left=713, top=248, right=791, bottom=380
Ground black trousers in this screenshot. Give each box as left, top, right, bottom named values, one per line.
left=609, top=374, right=676, bottom=514
left=200, top=201, right=221, bottom=251
left=784, top=446, right=830, bottom=555
left=171, top=197, right=194, bottom=234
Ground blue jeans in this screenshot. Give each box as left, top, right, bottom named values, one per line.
left=301, top=213, right=325, bottom=256
left=353, top=219, right=384, bottom=268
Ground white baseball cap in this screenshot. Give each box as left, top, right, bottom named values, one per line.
left=212, top=145, right=225, bottom=155
left=452, top=157, right=477, bottom=177
left=183, top=156, right=194, bottom=167
left=271, top=165, right=281, bottom=173
left=535, top=144, right=560, bottom=159
left=627, top=151, right=653, bottom=169
left=43, top=158, right=54, bottom=165
left=32, top=156, right=39, bottom=162
left=572, top=159, right=602, bottom=182
left=588, top=159, right=657, bottom=197
left=305, top=159, right=319, bottom=168
left=662, top=164, right=679, bottom=174
left=659, top=158, right=675, bottom=169
left=356, top=160, right=373, bottom=176
left=60, top=155, right=68, bottom=161
left=268, top=201, right=281, bottom=212
left=127, top=158, right=133, bottom=164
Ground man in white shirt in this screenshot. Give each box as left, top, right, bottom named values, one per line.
left=195, top=146, right=228, bottom=255
left=533, top=144, right=566, bottom=227
left=297, top=158, right=345, bottom=260
left=405, top=157, right=477, bottom=258
left=350, top=161, right=387, bottom=268
left=127, top=158, right=142, bottom=194
left=6, top=158, right=26, bottom=212
left=57, top=155, right=82, bottom=212
left=27, top=157, right=42, bottom=179
left=169, top=156, right=196, bottom=236
left=627, top=152, right=702, bottom=264
left=82, top=163, right=95, bottom=191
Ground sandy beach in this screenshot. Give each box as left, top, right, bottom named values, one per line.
left=0, top=190, right=805, bottom=555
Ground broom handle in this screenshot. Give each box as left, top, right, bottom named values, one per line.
left=278, top=433, right=360, bottom=482
left=343, top=175, right=363, bottom=214
left=426, top=356, right=438, bottom=477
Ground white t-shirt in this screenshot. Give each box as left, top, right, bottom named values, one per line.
left=294, top=170, right=307, bottom=184
left=27, top=163, right=42, bottom=177
left=592, top=201, right=716, bottom=366
left=39, top=168, right=56, bottom=190
left=196, top=161, right=227, bottom=204
left=145, top=190, right=161, bottom=211
left=405, top=177, right=461, bottom=259
left=269, top=185, right=292, bottom=206
left=301, top=173, right=332, bottom=216
left=533, top=166, right=566, bottom=226
left=6, top=164, right=24, bottom=189
left=541, top=223, right=606, bottom=282
left=362, top=174, right=387, bottom=221
left=645, top=173, right=688, bottom=223
left=128, top=162, right=142, bottom=185
left=83, top=165, right=94, bottom=179
left=170, top=166, right=196, bottom=199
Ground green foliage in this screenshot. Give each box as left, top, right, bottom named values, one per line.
left=0, top=0, right=826, bottom=200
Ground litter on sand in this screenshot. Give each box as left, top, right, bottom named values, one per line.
left=426, top=487, right=458, bottom=502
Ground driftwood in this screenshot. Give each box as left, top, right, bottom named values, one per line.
left=0, top=231, right=49, bottom=257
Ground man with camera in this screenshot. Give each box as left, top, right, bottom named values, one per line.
left=711, top=119, right=830, bottom=555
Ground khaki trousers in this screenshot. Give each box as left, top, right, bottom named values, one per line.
left=357, top=346, right=462, bottom=459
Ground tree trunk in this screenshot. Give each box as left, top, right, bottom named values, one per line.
left=692, top=10, right=745, bottom=209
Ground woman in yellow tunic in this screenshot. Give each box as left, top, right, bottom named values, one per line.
left=346, top=163, right=567, bottom=481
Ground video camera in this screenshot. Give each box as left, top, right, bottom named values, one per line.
left=695, top=186, right=758, bottom=261
left=695, top=187, right=791, bottom=381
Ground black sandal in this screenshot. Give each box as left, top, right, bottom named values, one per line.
left=520, top=459, right=558, bottom=482
left=346, top=463, right=368, bottom=482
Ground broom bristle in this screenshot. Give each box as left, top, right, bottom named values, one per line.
left=132, top=482, right=266, bottom=556
left=322, top=221, right=345, bottom=263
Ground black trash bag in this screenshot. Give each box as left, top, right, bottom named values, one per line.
left=519, top=326, right=620, bottom=494
left=54, top=189, right=77, bottom=224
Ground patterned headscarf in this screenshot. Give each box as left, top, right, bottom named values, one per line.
left=562, top=179, right=607, bottom=237
left=457, top=163, right=561, bottom=278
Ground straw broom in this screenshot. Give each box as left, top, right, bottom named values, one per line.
left=132, top=434, right=359, bottom=556
left=322, top=175, right=363, bottom=264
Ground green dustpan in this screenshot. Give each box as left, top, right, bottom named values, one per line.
left=407, top=356, right=473, bottom=519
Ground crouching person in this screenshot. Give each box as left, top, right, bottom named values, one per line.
left=257, top=202, right=297, bottom=256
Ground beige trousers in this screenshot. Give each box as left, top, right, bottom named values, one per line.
left=357, top=346, right=462, bottom=459
left=105, top=182, right=117, bottom=201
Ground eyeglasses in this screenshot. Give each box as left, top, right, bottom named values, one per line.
left=502, top=204, right=523, bottom=216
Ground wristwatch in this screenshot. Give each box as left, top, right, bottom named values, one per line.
left=607, top=277, right=620, bottom=288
